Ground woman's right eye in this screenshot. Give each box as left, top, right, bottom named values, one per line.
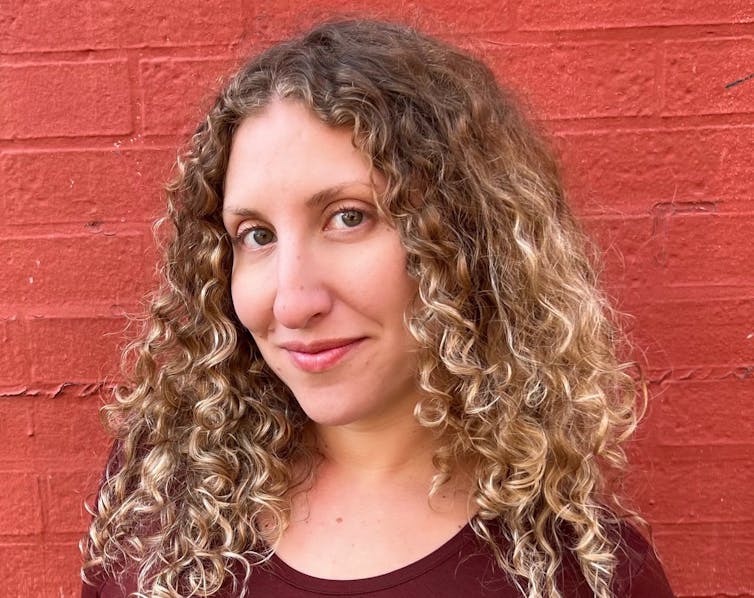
left=238, top=227, right=276, bottom=249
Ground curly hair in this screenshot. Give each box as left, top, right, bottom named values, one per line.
left=81, top=19, right=644, bottom=598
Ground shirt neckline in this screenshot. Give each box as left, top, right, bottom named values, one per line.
left=266, top=522, right=478, bottom=594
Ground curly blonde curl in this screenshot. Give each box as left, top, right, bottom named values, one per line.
left=82, top=19, right=645, bottom=598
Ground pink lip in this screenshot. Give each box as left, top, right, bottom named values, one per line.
left=281, top=338, right=365, bottom=373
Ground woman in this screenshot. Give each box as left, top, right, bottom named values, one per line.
left=81, top=19, right=674, bottom=598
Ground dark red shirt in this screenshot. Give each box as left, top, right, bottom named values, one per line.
left=83, top=521, right=674, bottom=597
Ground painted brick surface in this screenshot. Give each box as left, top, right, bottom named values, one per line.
left=44, top=542, right=87, bottom=598
left=0, top=234, right=147, bottom=309
left=0, top=544, right=47, bottom=597
left=0, top=60, right=132, bottom=139
left=663, top=212, right=754, bottom=288
left=0, top=473, right=43, bottom=535
left=43, top=471, right=102, bottom=533
left=587, top=208, right=754, bottom=294
left=518, top=0, right=754, bottom=29
left=0, top=319, right=30, bottom=387
left=481, top=41, right=656, bottom=120
left=0, top=0, right=245, bottom=52
left=248, top=0, right=512, bottom=39
left=2, top=149, right=173, bottom=225
left=27, top=317, right=126, bottom=383
left=664, top=39, right=754, bottom=116
left=31, top=396, right=110, bottom=465
left=140, top=57, right=238, bottom=136
left=0, top=395, right=108, bottom=468
left=650, top=377, right=754, bottom=446
left=0, top=398, right=35, bottom=465
left=583, top=215, right=659, bottom=289
left=631, top=450, right=754, bottom=523
left=558, top=127, right=754, bottom=215
left=654, top=523, right=754, bottom=596
left=631, top=298, right=754, bottom=368
left=2, top=1, right=753, bottom=597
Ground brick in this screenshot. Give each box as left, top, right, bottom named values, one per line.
left=0, top=544, right=46, bottom=596
left=140, top=57, right=237, bottom=136
left=582, top=216, right=661, bottom=291
left=0, top=395, right=109, bottom=467
left=32, top=396, right=110, bottom=465
left=44, top=541, right=86, bottom=598
left=0, top=233, right=147, bottom=309
left=408, top=0, right=512, bottom=32
left=0, top=318, right=29, bottom=387
left=628, top=451, right=754, bottom=523
left=649, top=377, right=754, bottom=446
left=663, top=212, right=754, bottom=288
left=0, top=473, right=42, bottom=534
left=43, top=472, right=101, bottom=533
left=517, top=0, right=754, bottom=29
left=479, top=41, right=656, bottom=120
left=629, top=298, right=754, bottom=368
left=0, top=60, right=132, bottom=140
left=0, top=0, right=244, bottom=52
left=28, top=317, right=125, bottom=383
left=664, top=39, right=754, bottom=116
left=1, top=149, right=174, bottom=226
left=248, top=0, right=512, bottom=38
left=0, top=397, right=35, bottom=465
left=558, top=126, right=754, bottom=215
left=654, top=523, right=754, bottom=596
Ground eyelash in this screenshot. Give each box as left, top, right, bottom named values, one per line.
left=232, top=205, right=370, bottom=249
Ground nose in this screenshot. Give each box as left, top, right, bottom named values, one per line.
left=272, top=245, right=333, bottom=329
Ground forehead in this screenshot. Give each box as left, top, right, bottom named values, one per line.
left=223, top=100, right=379, bottom=211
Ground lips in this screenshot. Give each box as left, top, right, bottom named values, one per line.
left=280, top=338, right=365, bottom=373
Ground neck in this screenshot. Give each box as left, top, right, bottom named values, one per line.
left=311, top=411, right=439, bottom=483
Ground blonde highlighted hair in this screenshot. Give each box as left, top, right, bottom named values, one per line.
left=82, top=19, right=643, bottom=598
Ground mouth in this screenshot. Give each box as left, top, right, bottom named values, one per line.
left=280, top=338, right=366, bottom=373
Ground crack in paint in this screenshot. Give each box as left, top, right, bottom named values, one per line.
left=648, top=365, right=754, bottom=384
left=0, top=382, right=109, bottom=399
left=725, top=73, right=754, bottom=89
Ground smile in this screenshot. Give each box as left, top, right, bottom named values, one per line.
left=281, top=338, right=366, bottom=373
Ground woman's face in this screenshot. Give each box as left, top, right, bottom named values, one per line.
left=223, top=100, right=422, bottom=429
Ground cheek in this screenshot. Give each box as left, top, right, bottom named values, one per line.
left=358, top=247, right=417, bottom=318
left=230, top=267, right=270, bottom=334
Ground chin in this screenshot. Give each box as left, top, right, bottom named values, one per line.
left=285, top=378, right=422, bottom=430
left=297, top=402, right=367, bottom=428
left=290, top=389, right=380, bottom=429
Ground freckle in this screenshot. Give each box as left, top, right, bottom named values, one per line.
left=336, top=517, right=343, bottom=524
left=299, top=285, right=304, bottom=291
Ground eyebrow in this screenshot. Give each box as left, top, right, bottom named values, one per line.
left=222, top=181, right=376, bottom=218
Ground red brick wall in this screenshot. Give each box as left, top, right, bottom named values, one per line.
left=1, top=2, right=752, bottom=596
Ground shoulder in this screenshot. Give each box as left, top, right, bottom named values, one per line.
left=610, top=521, right=675, bottom=598
left=552, top=518, right=675, bottom=598
left=477, top=517, right=675, bottom=598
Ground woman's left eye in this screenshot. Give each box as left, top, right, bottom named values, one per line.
left=330, top=208, right=364, bottom=229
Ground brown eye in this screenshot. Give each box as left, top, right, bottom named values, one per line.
left=241, top=227, right=276, bottom=248
left=335, top=209, right=364, bottom=228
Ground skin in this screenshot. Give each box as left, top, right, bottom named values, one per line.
left=223, top=100, right=472, bottom=579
